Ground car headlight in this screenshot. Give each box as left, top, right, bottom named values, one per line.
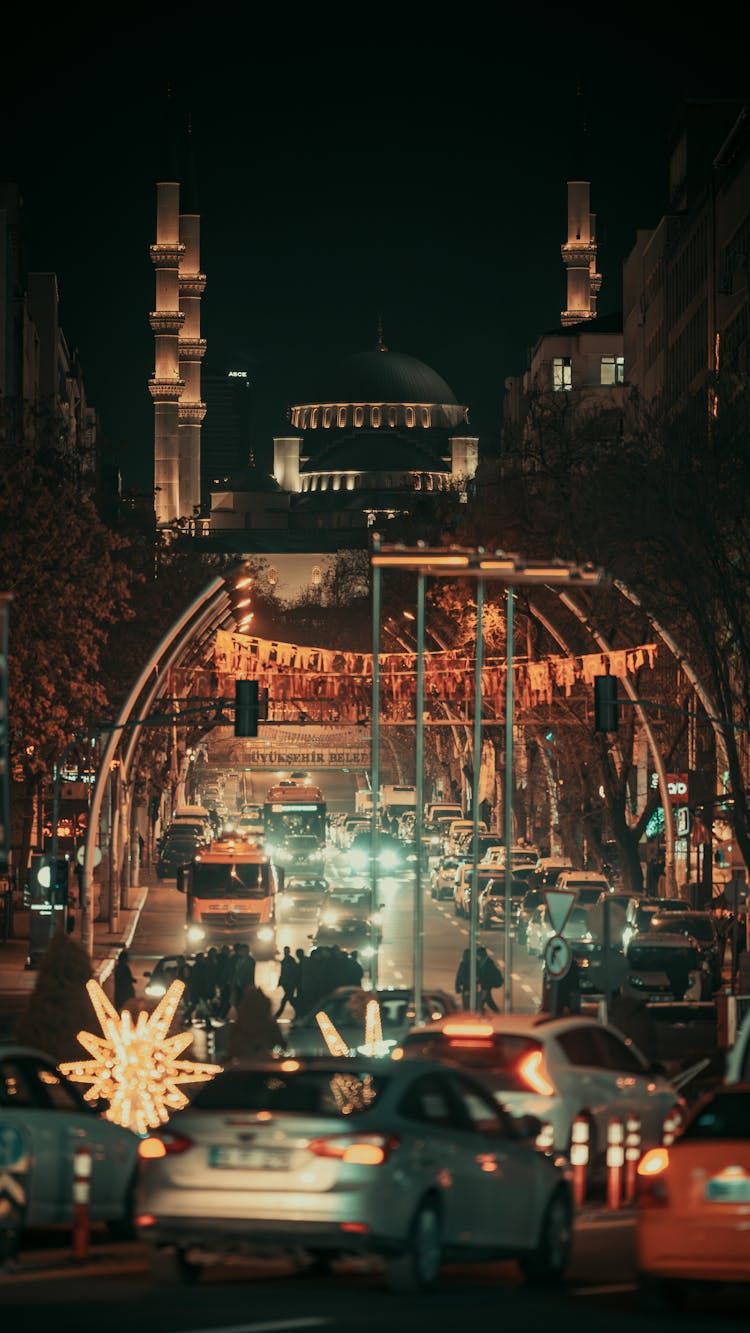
left=380, top=849, right=398, bottom=869
left=256, top=925, right=274, bottom=942
left=360, top=944, right=375, bottom=959
left=322, top=910, right=338, bottom=926
left=370, top=910, right=384, bottom=927
left=145, top=982, right=166, bottom=998
left=187, top=925, right=205, bottom=943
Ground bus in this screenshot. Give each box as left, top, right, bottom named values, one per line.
left=176, top=839, right=280, bottom=958
left=263, top=783, right=327, bottom=855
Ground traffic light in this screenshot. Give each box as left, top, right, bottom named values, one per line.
left=235, top=679, right=259, bottom=737
left=594, top=675, right=619, bottom=732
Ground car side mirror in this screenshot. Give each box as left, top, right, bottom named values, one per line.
left=511, top=1113, right=544, bottom=1141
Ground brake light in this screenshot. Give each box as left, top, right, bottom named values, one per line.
left=518, top=1049, right=555, bottom=1097
left=637, top=1147, right=670, bottom=1206
left=308, top=1133, right=399, bottom=1164
left=442, top=1021, right=494, bottom=1038
left=448, top=1038, right=494, bottom=1050
left=138, top=1133, right=193, bottom=1159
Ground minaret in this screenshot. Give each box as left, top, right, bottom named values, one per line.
left=149, top=179, right=184, bottom=525
left=177, top=122, right=206, bottom=522
left=560, top=181, right=601, bottom=326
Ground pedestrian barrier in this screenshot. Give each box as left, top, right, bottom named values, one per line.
left=72, top=1145, right=92, bottom=1260
left=606, top=1117, right=625, bottom=1211
left=623, top=1115, right=641, bottom=1204
left=570, top=1114, right=590, bottom=1207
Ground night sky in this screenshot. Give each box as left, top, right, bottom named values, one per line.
left=3, top=28, right=748, bottom=492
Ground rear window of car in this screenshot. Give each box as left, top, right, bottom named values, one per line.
left=681, top=1091, right=750, bottom=1141
left=651, top=915, right=713, bottom=941
left=399, top=1032, right=542, bottom=1089
left=628, top=944, right=700, bottom=970
left=190, top=1069, right=388, bottom=1116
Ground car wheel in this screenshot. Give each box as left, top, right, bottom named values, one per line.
left=519, top=1189, right=572, bottom=1284
left=385, top=1198, right=442, bottom=1293
left=148, top=1246, right=201, bottom=1285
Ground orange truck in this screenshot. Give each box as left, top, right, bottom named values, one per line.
left=177, top=838, right=281, bottom=958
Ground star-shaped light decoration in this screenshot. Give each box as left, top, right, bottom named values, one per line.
left=59, top=979, right=222, bottom=1135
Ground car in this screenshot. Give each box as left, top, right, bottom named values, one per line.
left=269, top=833, right=325, bottom=872
left=348, top=831, right=406, bottom=876
left=135, top=1053, right=574, bottom=1291
left=525, top=903, right=551, bottom=956
left=726, top=1009, right=750, bottom=1084
left=527, top=904, right=595, bottom=957
left=444, top=819, right=487, bottom=856
left=0, top=1043, right=139, bottom=1234
left=478, top=878, right=527, bottom=930
left=516, top=888, right=545, bottom=945
left=277, top=875, right=329, bottom=922
left=155, top=832, right=205, bottom=880
left=453, top=862, right=499, bottom=917
left=312, top=884, right=383, bottom=945
left=286, top=986, right=460, bottom=1057
left=430, top=856, right=461, bottom=900
left=636, top=1083, right=750, bottom=1302
left=143, top=953, right=194, bottom=1000
left=622, top=933, right=709, bottom=1002
left=622, top=896, right=677, bottom=951
left=394, top=1013, right=684, bottom=1167
left=647, top=911, right=723, bottom=992
left=553, top=870, right=611, bottom=904
left=535, top=856, right=574, bottom=888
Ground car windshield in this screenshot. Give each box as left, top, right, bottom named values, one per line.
left=681, top=1091, right=750, bottom=1141
left=190, top=1068, right=388, bottom=1116
left=628, top=944, right=700, bottom=970
left=568, top=907, right=590, bottom=927
left=286, top=880, right=327, bottom=894
left=190, top=863, right=273, bottom=898
left=328, top=889, right=370, bottom=904
left=651, top=915, right=713, bottom=941
left=285, top=836, right=319, bottom=849
left=400, top=1032, right=542, bottom=1089
left=575, top=887, right=606, bottom=904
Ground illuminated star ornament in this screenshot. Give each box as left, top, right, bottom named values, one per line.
left=59, top=979, right=221, bottom=1135
left=316, top=997, right=393, bottom=1058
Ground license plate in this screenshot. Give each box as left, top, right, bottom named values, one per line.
left=209, top=1146, right=288, bottom=1170
left=705, top=1176, right=750, bottom=1202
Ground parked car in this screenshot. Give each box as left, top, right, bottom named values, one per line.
left=394, top=1012, right=684, bottom=1167
left=430, top=856, right=461, bottom=901
left=155, top=831, right=204, bottom=880
left=535, top=856, right=574, bottom=888
left=622, top=933, right=709, bottom=1002
left=516, top=888, right=545, bottom=945
left=525, top=903, right=551, bottom=956
left=135, top=1054, right=574, bottom=1290
left=0, top=1044, right=139, bottom=1233
left=453, top=862, right=498, bottom=917
left=622, top=896, right=678, bottom=951
left=636, top=1083, right=750, bottom=1303
left=444, top=819, right=487, bottom=856
left=725, top=1009, right=750, bottom=1084
left=647, top=911, right=723, bottom=992
left=553, top=870, right=611, bottom=904
left=286, top=986, right=459, bottom=1057
left=478, top=878, right=527, bottom=930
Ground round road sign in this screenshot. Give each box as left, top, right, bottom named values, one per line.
left=544, top=933, right=572, bottom=980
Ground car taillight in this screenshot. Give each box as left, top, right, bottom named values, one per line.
left=138, top=1132, right=193, bottom=1159
left=517, top=1049, right=555, bottom=1097
left=308, top=1133, right=399, bottom=1164
left=636, top=1147, right=670, bottom=1206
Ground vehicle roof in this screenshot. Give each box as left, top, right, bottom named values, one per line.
left=557, top=870, right=609, bottom=881
left=404, top=1012, right=609, bottom=1037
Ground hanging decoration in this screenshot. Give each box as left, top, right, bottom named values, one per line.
left=59, top=979, right=222, bottom=1135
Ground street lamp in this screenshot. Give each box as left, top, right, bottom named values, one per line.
left=371, top=538, right=609, bottom=1013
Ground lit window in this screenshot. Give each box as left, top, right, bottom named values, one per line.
left=414, top=474, right=422, bottom=490
left=600, top=355, right=624, bottom=386
left=354, top=406, right=364, bottom=427
left=421, top=407, right=430, bottom=427
left=388, top=406, right=397, bottom=427
left=405, top=406, right=415, bottom=427
left=320, top=475, right=328, bottom=491
left=553, top=357, right=572, bottom=391
left=337, top=406, right=347, bottom=427
left=426, top=474, right=434, bottom=491
left=333, top=474, right=341, bottom=490
left=323, top=407, right=332, bottom=428
left=310, top=407, right=319, bottom=427
left=371, top=406, right=381, bottom=427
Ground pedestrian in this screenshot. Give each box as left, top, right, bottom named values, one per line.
left=477, top=945, right=503, bottom=1013
left=228, top=985, right=286, bottom=1059
left=113, top=947, right=136, bottom=1011
left=294, top=947, right=309, bottom=1014
left=275, top=945, right=299, bottom=1018
left=455, top=947, right=472, bottom=1009
left=216, top=944, right=235, bottom=1015
left=346, top=949, right=364, bottom=986
left=232, top=941, right=256, bottom=1000
left=187, top=952, right=210, bottom=1016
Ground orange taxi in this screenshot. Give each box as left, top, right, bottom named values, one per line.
left=636, top=1082, right=750, bottom=1303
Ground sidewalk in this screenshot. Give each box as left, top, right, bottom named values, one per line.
left=0, top=875, right=153, bottom=1037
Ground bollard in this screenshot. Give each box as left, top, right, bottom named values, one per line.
left=606, top=1118, right=625, bottom=1210
left=624, top=1114, right=642, bottom=1204
left=536, top=1121, right=555, bottom=1153
left=72, top=1145, right=92, bottom=1260
left=570, top=1114, right=590, bottom=1207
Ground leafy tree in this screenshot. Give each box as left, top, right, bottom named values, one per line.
left=15, top=932, right=96, bottom=1061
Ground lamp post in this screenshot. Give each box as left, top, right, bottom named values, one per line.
left=371, top=543, right=610, bottom=1013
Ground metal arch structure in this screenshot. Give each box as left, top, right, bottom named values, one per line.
left=80, top=569, right=244, bottom=957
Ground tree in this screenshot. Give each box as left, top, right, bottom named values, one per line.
left=15, top=932, right=96, bottom=1061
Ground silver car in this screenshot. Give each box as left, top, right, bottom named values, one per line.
left=135, top=1055, right=574, bottom=1290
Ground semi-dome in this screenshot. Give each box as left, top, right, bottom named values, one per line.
left=318, top=348, right=459, bottom=406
